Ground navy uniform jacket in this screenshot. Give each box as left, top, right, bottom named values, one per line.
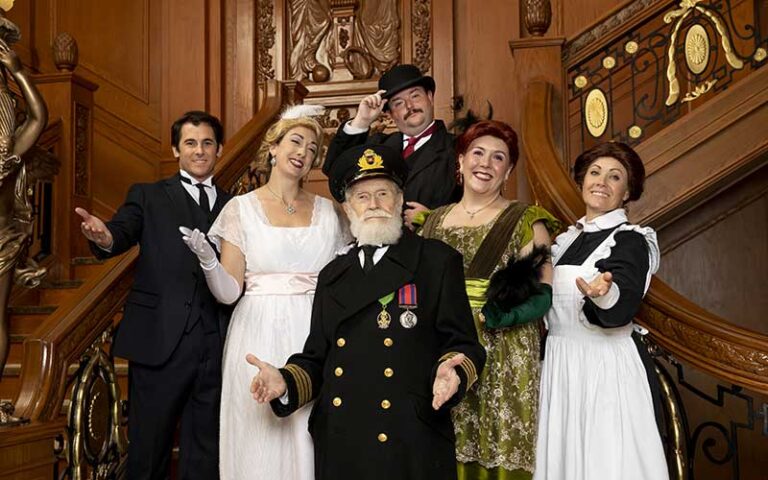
left=272, top=229, right=485, bottom=480
left=90, top=174, right=232, bottom=366
left=323, top=120, right=458, bottom=209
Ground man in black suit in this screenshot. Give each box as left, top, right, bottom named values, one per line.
left=323, top=64, right=457, bottom=228
left=247, top=144, right=485, bottom=480
left=75, top=111, right=232, bottom=480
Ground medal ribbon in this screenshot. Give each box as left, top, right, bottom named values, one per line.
left=379, top=292, right=395, bottom=309
left=397, top=283, right=417, bottom=308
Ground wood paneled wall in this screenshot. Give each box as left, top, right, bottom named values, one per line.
left=657, top=163, right=768, bottom=335
left=8, top=0, right=224, bottom=216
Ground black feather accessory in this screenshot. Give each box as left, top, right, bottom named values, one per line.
left=448, top=101, right=494, bottom=137
left=485, top=244, right=550, bottom=311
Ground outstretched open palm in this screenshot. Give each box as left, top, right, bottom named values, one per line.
left=432, top=354, right=465, bottom=410
left=246, top=354, right=287, bottom=403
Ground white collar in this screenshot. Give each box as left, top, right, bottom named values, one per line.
left=576, top=208, right=628, bottom=233
left=180, top=169, right=213, bottom=187
left=402, top=121, right=436, bottom=141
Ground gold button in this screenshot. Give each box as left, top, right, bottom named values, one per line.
left=384, top=368, right=394, bottom=378
left=334, top=367, right=343, bottom=377
left=332, top=397, right=342, bottom=407
left=377, top=433, right=388, bottom=443
left=383, top=338, right=393, bottom=347
left=381, top=399, right=391, bottom=409
left=337, top=338, right=346, bottom=347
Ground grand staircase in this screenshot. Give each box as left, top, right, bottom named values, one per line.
left=1, top=1, right=767, bottom=479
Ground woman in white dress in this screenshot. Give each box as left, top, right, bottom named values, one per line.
left=182, top=107, right=348, bottom=479
left=534, top=142, right=668, bottom=480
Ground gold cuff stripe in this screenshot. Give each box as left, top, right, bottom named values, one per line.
left=438, top=351, right=478, bottom=391
left=460, top=357, right=478, bottom=390
left=439, top=351, right=458, bottom=362
left=285, top=364, right=312, bottom=407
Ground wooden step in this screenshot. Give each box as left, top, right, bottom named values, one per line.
left=38, top=280, right=84, bottom=305
left=9, top=312, right=52, bottom=337
left=70, top=257, right=105, bottom=278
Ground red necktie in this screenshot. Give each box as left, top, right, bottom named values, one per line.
left=402, top=123, right=437, bottom=159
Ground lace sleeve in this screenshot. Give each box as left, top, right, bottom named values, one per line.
left=208, top=197, right=245, bottom=255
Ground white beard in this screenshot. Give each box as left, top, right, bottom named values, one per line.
left=347, top=203, right=403, bottom=246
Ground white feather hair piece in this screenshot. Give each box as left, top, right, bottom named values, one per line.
left=280, top=104, right=326, bottom=120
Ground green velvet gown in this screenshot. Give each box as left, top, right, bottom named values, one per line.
left=423, top=203, right=560, bottom=480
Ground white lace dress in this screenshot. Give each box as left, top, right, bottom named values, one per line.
left=208, top=192, right=347, bottom=480
left=534, top=211, right=668, bottom=480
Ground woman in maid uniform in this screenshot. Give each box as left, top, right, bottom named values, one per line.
left=534, top=141, right=668, bottom=480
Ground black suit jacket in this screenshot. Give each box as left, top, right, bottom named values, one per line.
left=272, top=229, right=485, bottom=480
left=324, top=120, right=458, bottom=209
left=92, top=174, right=232, bottom=366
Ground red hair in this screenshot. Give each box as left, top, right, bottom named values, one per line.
left=455, top=120, right=519, bottom=168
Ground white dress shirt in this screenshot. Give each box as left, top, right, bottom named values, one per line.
left=180, top=169, right=217, bottom=207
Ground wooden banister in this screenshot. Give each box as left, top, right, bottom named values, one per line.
left=13, top=251, right=137, bottom=421
left=523, top=79, right=768, bottom=396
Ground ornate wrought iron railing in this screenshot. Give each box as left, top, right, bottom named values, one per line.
left=563, top=0, right=768, bottom=167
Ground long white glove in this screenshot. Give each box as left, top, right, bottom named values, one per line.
left=180, top=226, right=242, bottom=305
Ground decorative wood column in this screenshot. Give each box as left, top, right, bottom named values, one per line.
left=33, top=73, right=98, bottom=278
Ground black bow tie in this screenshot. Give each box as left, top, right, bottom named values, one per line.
left=180, top=176, right=212, bottom=212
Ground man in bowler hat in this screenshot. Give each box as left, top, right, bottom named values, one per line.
left=247, top=143, right=485, bottom=480
left=323, top=64, right=457, bottom=228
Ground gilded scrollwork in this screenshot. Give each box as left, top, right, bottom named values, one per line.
left=681, top=78, right=716, bottom=103
left=664, top=0, right=743, bottom=105
left=65, top=333, right=128, bottom=480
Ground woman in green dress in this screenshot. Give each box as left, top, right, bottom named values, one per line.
left=421, top=120, right=560, bottom=480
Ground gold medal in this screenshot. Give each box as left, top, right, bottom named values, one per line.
left=377, top=292, right=395, bottom=329
left=377, top=309, right=391, bottom=329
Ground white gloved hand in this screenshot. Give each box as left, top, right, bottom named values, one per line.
left=180, top=226, right=217, bottom=269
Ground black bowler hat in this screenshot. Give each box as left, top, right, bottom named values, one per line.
left=379, top=64, right=435, bottom=111
left=328, top=144, right=407, bottom=202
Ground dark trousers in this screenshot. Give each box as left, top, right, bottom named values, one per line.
left=126, top=319, right=222, bottom=480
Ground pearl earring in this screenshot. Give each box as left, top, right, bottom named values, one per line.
left=270, top=156, right=276, bottom=167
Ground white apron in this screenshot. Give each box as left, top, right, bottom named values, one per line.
left=534, top=225, right=669, bottom=480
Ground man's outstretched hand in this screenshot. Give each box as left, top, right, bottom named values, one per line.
left=75, top=207, right=113, bottom=249
left=246, top=354, right=287, bottom=403
left=432, top=353, right=465, bottom=410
